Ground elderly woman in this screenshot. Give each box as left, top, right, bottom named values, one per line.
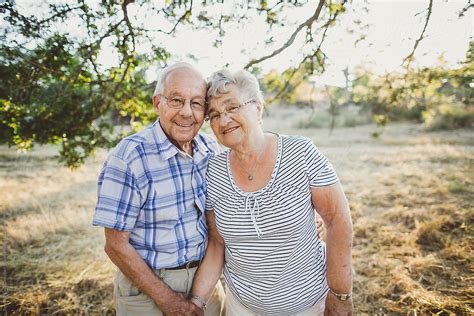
left=189, top=69, right=353, bottom=315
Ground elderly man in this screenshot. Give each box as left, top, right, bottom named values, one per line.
left=92, top=62, right=225, bottom=315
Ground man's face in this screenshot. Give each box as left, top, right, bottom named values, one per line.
left=153, top=68, right=207, bottom=150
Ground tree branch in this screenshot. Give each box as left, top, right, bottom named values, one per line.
left=244, top=0, right=325, bottom=69
left=403, top=0, right=433, bottom=64
left=249, top=1, right=285, bottom=13
left=37, top=4, right=84, bottom=26
left=458, top=1, right=473, bottom=17
left=122, top=0, right=136, bottom=51
left=264, top=0, right=346, bottom=105
left=155, top=1, right=193, bottom=35
left=111, top=0, right=138, bottom=101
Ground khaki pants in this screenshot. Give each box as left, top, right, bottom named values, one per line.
left=114, top=267, right=225, bottom=316
left=224, top=288, right=325, bottom=316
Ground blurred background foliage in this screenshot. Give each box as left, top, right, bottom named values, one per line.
left=350, top=42, right=473, bottom=131
left=276, top=42, right=473, bottom=134
left=0, top=0, right=472, bottom=167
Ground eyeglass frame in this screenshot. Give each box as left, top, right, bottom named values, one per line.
left=205, top=99, right=257, bottom=124
left=158, top=94, right=206, bottom=112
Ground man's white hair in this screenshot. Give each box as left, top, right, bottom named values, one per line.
left=206, top=69, right=264, bottom=105
left=153, top=62, right=204, bottom=97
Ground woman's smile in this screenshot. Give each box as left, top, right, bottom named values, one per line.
left=222, top=126, right=239, bottom=134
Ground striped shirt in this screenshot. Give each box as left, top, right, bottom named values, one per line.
left=205, top=134, right=338, bottom=314
left=93, top=119, right=218, bottom=269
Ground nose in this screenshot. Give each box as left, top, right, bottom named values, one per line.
left=178, top=100, right=193, bottom=117
left=219, top=112, right=232, bottom=126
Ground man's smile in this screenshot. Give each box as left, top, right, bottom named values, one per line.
left=175, top=122, right=194, bottom=128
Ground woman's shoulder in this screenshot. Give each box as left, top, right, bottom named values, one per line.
left=279, top=134, right=316, bottom=150
left=210, top=149, right=228, bottom=161
left=208, top=149, right=229, bottom=170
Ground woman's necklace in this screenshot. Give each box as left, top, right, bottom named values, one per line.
left=233, top=143, right=266, bottom=181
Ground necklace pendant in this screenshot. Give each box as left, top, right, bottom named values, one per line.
left=248, top=175, right=254, bottom=181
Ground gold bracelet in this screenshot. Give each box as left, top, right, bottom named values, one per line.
left=189, top=294, right=207, bottom=310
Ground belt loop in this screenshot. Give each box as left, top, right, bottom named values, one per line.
left=185, top=264, right=191, bottom=294
left=157, top=268, right=166, bottom=279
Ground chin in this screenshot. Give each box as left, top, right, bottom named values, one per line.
left=218, top=136, right=239, bottom=149
left=179, top=136, right=194, bottom=144
left=179, top=130, right=196, bottom=140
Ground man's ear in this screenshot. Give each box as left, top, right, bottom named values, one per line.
left=153, top=95, right=160, bottom=113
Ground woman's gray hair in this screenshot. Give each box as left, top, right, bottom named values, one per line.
left=153, top=62, right=202, bottom=96
left=207, top=69, right=264, bottom=105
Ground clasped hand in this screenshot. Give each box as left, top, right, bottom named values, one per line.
left=161, top=292, right=204, bottom=316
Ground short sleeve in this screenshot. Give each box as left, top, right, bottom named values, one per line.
left=204, top=167, right=215, bottom=212
left=304, top=139, right=339, bottom=187
left=92, top=154, right=143, bottom=231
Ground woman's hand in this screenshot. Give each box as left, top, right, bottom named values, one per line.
left=324, top=291, right=353, bottom=315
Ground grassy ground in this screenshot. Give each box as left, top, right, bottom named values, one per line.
left=1, top=106, right=473, bottom=314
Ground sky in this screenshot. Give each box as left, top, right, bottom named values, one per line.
left=5, top=1, right=472, bottom=87
left=317, top=0, right=472, bottom=86
left=152, top=0, right=472, bottom=86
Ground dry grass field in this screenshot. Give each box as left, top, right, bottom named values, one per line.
left=1, top=105, right=473, bottom=315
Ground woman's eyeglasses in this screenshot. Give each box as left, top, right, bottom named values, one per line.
left=206, top=99, right=256, bottom=124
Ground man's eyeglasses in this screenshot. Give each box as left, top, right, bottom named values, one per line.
left=160, top=95, right=206, bottom=112
left=205, top=99, right=256, bottom=124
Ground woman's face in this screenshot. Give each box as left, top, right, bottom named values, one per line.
left=207, top=85, right=262, bottom=148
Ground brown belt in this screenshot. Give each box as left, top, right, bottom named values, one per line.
left=165, top=260, right=200, bottom=270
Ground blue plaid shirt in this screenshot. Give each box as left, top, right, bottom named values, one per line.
left=93, top=120, right=218, bottom=269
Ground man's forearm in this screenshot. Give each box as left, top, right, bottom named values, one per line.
left=105, top=240, right=180, bottom=308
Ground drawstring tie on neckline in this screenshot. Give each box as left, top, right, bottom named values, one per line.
left=244, top=194, right=262, bottom=238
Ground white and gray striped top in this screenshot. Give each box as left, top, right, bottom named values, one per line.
left=205, top=134, right=339, bottom=315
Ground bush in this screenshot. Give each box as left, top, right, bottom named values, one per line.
left=296, top=105, right=371, bottom=129
left=297, top=112, right=332, bottom=128
left=423, top=103, right=474, bottom=130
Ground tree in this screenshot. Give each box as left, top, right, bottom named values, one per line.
left=350, top=41, right=474, bottom=130
left=0, top=0, right=456, bottom=166
left=0, top=0, right=351, bottom=167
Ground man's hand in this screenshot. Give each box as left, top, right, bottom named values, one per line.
left=324, top=291, right=353, bottom=316
left=315, top=212, right=326, bottom=240
left=161, top=292, right=204, bottom=316
left=189, top=300, right=205, bottom=316
left=104, top=229, right=203, bottom=314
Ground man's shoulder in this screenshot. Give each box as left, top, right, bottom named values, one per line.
left=109, top=125, right=155, bottom=162
left=195, top=132, right=220, bottom=154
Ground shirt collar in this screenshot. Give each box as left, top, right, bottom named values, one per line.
left=192, top=132, right=213, bottom=164
left=151, top=119, right=211, bottom=161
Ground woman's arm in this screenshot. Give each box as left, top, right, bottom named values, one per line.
left=189, top=211, right=225, bottom=309
left=311, top=182, right=353, bottom=315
